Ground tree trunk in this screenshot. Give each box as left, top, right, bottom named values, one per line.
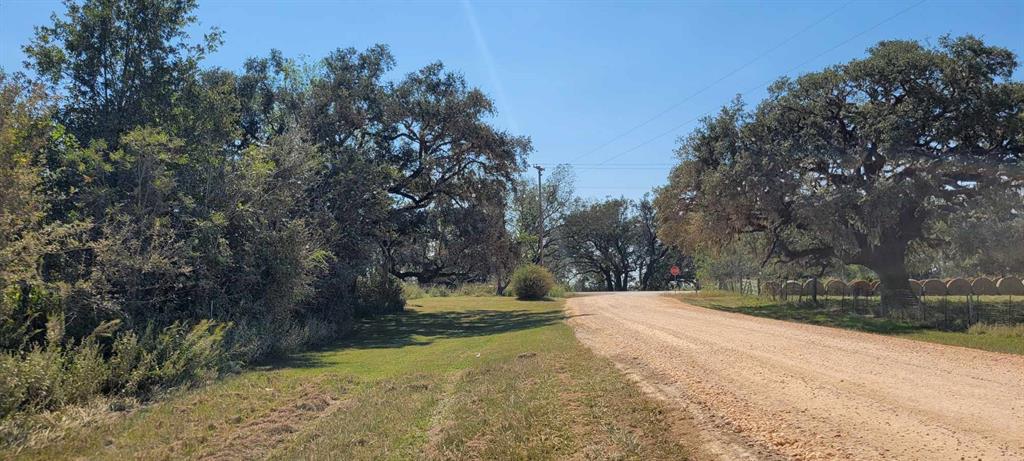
left=875, top=267, right=919, bottom=314
left=862, top=243, right=919, bottom=315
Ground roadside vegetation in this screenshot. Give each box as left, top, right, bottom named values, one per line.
left=3, top=0, right=538, bottom=427
left=671, top=291, right=1024, bottom=355
left=5, top=297, right=692, bottom=460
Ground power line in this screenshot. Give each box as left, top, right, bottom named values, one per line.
left=593, top=0, right=927, bottom=166
left=563, top=0, right=852, bottom=165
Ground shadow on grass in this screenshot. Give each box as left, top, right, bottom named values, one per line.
left=341, top=308, right=566, bottom=349
left=262, top=307, right=566, bottom=370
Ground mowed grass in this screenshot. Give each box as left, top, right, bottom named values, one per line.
left=7, top=297, right=691, bottom=460
left=670, top=291, right=1024, bottom=355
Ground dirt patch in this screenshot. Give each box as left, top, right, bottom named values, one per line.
left=200, top=386, right=343, bottom=460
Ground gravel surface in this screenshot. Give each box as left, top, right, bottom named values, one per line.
left=568, top=292, right=1024, bottom=461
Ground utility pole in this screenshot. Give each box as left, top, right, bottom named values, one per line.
left=534, top=164, right=545, bottom=266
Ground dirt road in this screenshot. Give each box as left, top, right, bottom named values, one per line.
left=568, top=292, right=1024, bottom=460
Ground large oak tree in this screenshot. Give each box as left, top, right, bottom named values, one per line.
left=658, top=36, right=1023, bottom=309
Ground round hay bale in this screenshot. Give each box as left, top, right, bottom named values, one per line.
left=996, top=276, right=1024, bottom=296
left=945, top=278, right=972, bottom=296
left=802, top=279, right=825, bottom=296
left=971, top=277, right=997, bottom=295
left=921, top=279, right=947, bottom=296
left=762, top=281, right=781, bottom=296
left=825, top=279, right=847, bottom=296
left=848, top=279, right=871, bottom=297
left=908, top=279, right=924, bottom=296
left=782, top=280, right=803, bottom=296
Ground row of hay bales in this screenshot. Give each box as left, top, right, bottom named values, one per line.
left=763, top=276, right=1024, bottom=297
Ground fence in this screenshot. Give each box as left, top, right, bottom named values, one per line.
left=725, top=276, right=1024, bottom=330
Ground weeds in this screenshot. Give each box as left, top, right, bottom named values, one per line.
left=967, top=322, right=1024, bottom=337
left=1, top=314, right=232, bottom=447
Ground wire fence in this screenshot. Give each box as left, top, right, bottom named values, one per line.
left=711, top=277, right=1024, bottom=330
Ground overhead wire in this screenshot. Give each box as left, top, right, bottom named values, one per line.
left=562, top=0, right=853, bottom=165
left=591, top=0, right=928, bottom=166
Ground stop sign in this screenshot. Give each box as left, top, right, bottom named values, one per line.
left=670, top=265, right=681, bottom=276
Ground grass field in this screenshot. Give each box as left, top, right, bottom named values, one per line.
left=5, top=297, right=692, bottom=460
left=670, top=291, right=1024, bottom=355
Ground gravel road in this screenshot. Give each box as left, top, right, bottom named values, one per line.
left=567, top=292, right=1024, bottom=460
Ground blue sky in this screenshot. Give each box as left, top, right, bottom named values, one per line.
left=2, top=0, right=1022, bottom=199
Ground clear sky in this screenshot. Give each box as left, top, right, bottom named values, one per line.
left=2, top=0, right=1022, bottom=199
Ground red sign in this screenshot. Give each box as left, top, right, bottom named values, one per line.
left=669, top=265, right=681, bottom=277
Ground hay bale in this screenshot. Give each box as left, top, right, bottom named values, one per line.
left=848, top=279, right=871, bottom=297
left=971, top=277, right=997, bottom=295
left=945, top=278, right=972, bottom=296
left=802, top=279, right=825, bottom=296
left=921, top=279, right=947, bottom=296
left=996, top=276, right=1024, bottom=296
left=782, top=280, right=803, bottom=296
left=825, top=280, right=847, bottom=296
left=908, top=279, right=924, bottom=296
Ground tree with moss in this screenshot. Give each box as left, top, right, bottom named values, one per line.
left=657, top=36, right=1023, bottom=310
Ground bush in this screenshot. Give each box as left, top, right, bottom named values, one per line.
left=510, top=265, right=555, bottom=300
left=0, top=315, right=231, bottom=420
left=967, top=322, right=1024, bottom=337
left=355, top=270, right=405, bottom=315
left=426, top=285, right=452, bottom=297
left=454, top=283, right=498, bottom=297
left=402, top=282, right=427, bottom=300
left=548, top=283, right=571, bottom=298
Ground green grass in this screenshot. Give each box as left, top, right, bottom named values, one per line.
left=5, top=297, right=692, bottom=460
left=671, top=291, right=1024, bottom=355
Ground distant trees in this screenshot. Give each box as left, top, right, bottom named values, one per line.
left=657, top=36, right=1023, bottom=309
left=559, top=196, right=683, bottom=291
left=508, top=165, right=581, bottom=280
left=562, top=199, right=633, bottom=291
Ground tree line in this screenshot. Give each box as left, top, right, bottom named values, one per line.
left=654, top=35, right=1023, bottom=309
left=509, top=166, right=692, bottom=292
left=1, top=0, right=538, bottom=420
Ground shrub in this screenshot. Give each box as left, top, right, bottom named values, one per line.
left=453, top=283, right=498, bottom=297
left=355, top=270, right=406, bottom=315
left=511, top=265, right=555, bottom=300
left=967, top=322, right=1024, bottom=337
left=402, top=282, right=427, bottom=300
left=0, top=315, right=231, bottom=420
left=426, top=285, right=452, bottom=297
left=548, top=283, right=571, bottom=298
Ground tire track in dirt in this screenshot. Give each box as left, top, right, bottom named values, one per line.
left=567, top=292, right=1024, bottom=461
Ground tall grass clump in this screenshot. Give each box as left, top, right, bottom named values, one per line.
left=967, top=322, right=1024, bottom=337
left=547, top=283, right=571, bottom=298
left=510, top=265, right=555, bottom=300
left=355, top=270, right=406, bottom=316
left=0, top=313, right=231, bottom=424
left=402, top=282, right=427, bottom=300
